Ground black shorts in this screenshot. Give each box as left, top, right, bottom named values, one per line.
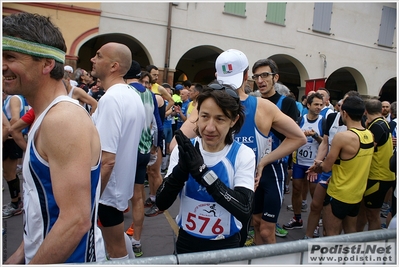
left=98, top=203, right=124, bottom=227
left=363, top=179, right=396, bottom=209
left=176, top=228, right=240, bottom=254
left=135, top=152, right=150, bottom=184
left=324, top=193, right=360, bottom=220
left=3, top=139, right=23, bottom=161
left=253, top=162, right=285, bottom=223
left=287, top=154, right=293, bottom=169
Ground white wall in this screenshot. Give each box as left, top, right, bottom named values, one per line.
left=99, top=2, right=397, bottom=97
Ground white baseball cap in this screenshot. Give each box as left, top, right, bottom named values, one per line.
left=64, top=65, right=73, bottom=73
left=215, top=49, right=249, bottom=89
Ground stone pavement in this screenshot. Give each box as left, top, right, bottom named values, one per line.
left=2, top=174, right=382, bottom=263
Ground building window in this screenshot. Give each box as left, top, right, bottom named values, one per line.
left=378, top=6, right=396, bottom=48
left=266, top=3, right=287, bottom=26
left=224, top=2, right=246, bottom=17
left=312, top=3, right=333, bottom=34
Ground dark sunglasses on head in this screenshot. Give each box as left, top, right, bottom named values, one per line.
left=207, top=83, right=239, bottom=101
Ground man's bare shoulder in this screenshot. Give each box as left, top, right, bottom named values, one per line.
left=158, top=84, right=168, bottom=95
left=332, top=130, right=357, bottom=145
left=255, top=96, right=278, bottom=113
left=44, top=101, right=92, bottom=127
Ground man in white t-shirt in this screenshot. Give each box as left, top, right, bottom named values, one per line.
left=91, top=42, right=145, bottom=261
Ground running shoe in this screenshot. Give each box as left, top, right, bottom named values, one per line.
left=287, top=203, right=307, bottom=212
left=144, top=204, right=163, bottom=217
left=3, top=201, right=23, bottom=219
left=313, top=226, right=320, bottom=238
left=283, top=217, right=303, bottom=230
left=144, top=197, right=155, bottom=208
left=284, top=185, right=290, bottom=194
left=381, top=203, right=390, bottom=212
left=126, top=226, right=134, bottom=236
left=380, top=209, right=389, bottom=218
left=275, top=223, right=288, bottom=237
left=318, top=218, right=323, bottom=227
left=133, top=244, right=143, bottom=257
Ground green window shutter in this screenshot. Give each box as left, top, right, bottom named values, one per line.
left=266, top=3, right=287, bottom=25
left=224, top=2, right=246, bottom=16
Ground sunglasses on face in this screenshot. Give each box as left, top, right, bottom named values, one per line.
left=207, top=83, right=239, bottom=101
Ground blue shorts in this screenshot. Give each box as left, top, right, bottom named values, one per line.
left=253, top=162, right=286, bottom=223
left=163, top=126, right=173, bottom=144
left=292, top=163, right=321, bottom=183
left=318, top=171, right=331, bottom=189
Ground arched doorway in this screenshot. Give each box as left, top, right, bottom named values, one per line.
left=379, top=78, right=397, bottom=103
left=76, top=33, right=151, bottom=73
left=325, top=67, right=366, bottom=103
left=174, top=45, right=223, bottom=86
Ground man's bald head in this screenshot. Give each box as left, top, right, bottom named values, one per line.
left=102, top=42, right=132, bottom=76
left=382, top=101, right=391, bottom=117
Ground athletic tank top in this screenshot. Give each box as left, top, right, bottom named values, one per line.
left=368, top=118, right=395, bottom=181
left=328, top=113, right=347, bottom=148
left=130, top=83, right=155, bottom=154
left=151, top=83, right=160, bottom=95
left=67, top=86, right=75, bottom=98
left=22, top=96, right=105, bottom=263
left=327, top=128, right=374, bottom=204
left=293, top=114, right=324, bottom=166
left=234, top=95, right=271, bottom=165
left=177, top=138, right=242, bottom=239
left=3, top=95, right=30, bottom=134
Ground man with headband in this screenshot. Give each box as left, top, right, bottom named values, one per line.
left=3, top=13, right=105, bottom=263
left=309, top=96, right=374, bottom=236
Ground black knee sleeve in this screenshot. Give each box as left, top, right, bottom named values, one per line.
left=7, top=177, right=20, bottom=199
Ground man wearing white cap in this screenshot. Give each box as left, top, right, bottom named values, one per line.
left=64, top=65, right=78, bottom=87
left=172, top=49, right=306, bottom=245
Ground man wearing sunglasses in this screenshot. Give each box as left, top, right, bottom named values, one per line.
left=172, top=49, right=306, bottom=246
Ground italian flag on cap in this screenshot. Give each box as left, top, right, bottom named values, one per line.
left=222, top=63, right=233, bottom=74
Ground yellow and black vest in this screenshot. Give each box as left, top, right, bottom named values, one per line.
left=327, top=128, right=374, bottom=204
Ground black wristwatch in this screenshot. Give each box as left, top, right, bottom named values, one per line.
left=312, top=132, right=319, bottom=139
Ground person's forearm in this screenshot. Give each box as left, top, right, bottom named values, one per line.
left=29, top=214, right=91, bottom=263
left=156, top=169, right=187, bottom=211
left=165, top=100, right=174, bottom=111
left=5, top=241, right=25, bottom=264
left=206, top=181, right=254, bottom=223
left=10, top=131, right=27, bottom=151
left=259, top=137, right=306, bottom=167
left=89, top=101, right=97, bottom=115
left=315, top=139, right=328, bottom=161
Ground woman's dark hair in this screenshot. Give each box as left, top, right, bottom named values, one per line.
left=194, top=85, right=245, bottom=145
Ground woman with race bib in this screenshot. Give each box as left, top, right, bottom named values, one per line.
left=156, top=83, right=255, bottom=253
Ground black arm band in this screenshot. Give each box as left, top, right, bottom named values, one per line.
left=206, top=180, right=254, bottom=223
